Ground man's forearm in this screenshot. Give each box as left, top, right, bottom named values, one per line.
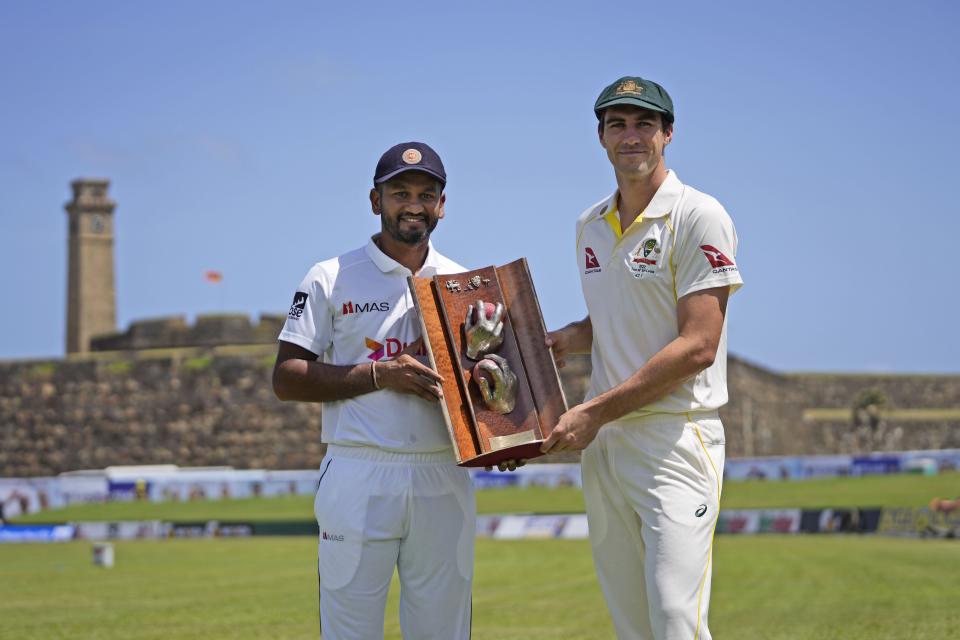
left=273, top=359, right=375, bottom=403
left=577, top=333, right=714, bottom=426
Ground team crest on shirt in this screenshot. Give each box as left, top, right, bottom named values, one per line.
left=699, top=245, right=738, bottom=274
left=628, top=236, right=662, bottom=279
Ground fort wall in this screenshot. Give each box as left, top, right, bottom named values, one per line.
left=2, top=331, right=958, bottom=476
left=90, top=314, right=286, bottom=351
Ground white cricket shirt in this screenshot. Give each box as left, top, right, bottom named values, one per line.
left=575, top=170, right=743, bottom=416
left=279, top=236, right=466, bottom=453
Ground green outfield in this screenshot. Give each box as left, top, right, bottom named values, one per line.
left=6, top=471, right=960, bottom=637
left=12, top=470, right=960, bottom=523
left=4, top=535, right=959, bottom=639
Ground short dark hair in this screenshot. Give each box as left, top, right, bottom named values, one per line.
left=597, top=109, right=673, bottom=135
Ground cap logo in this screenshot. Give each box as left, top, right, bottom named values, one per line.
left=402, top=148, right=422, bottom=165
left=615, top=79, right=644, bottom=97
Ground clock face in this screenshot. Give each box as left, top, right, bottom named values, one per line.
left=90, top=215, right=105, bottom=234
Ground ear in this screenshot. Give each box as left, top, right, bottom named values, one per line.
left=436, top=192, right=446, bottom=220
left=663, top=123, right=674, bottom=147
left=370, top=188, right=381, bottom=215
left=596, top=111, right=608, bottom=148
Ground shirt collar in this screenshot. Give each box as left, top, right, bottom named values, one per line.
left=589, top=170, right=684, bottom=222
left=365, top=235, right=442, bottom=276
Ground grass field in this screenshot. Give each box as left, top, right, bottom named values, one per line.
left=7, top=472, right=960, bottom=638
left=12, top=470, right=959, bottom=523
left=4, top=536, right=959, bottom=639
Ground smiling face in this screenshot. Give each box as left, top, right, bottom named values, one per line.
left=370, top=171, right=445, bottom=245
left=598, top=105, right=673, bottom=180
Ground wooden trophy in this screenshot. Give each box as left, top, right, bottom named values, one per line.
left=408, top=258, right=568, bottom=467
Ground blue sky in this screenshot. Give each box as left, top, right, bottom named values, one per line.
left=1, top=1, right=958, bottom=372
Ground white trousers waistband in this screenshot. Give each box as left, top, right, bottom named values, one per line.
left=325, top=444, right=456, bottom=465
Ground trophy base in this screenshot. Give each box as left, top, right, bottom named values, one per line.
left=457, top=441, right=546, bottom=468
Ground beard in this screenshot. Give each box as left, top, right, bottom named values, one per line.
left=382, top=213, right=439, bottom=245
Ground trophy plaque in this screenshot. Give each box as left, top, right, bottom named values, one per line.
left=408, top=258, right=568, bottom=467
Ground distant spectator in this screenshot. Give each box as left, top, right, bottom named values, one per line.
left=135, top=478, right=147, bottom=500
left=929, top=497, right=960, bottom=514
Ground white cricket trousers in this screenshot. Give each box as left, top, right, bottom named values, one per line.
left=581, top=412, right=725, bottom=640
left=314, top=445, right=475, bottom=640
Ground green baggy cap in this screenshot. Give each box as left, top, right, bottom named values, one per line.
left=594, top=76, right=674, bottom=122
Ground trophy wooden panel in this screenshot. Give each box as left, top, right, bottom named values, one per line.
left=496, top=258, right=568, bottom=439
left=410, top=277, right=480, bottom=461
left=432, top=266, right=542, bottom=452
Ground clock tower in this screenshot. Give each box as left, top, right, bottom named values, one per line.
left=65, top=178, right=117, bottom=354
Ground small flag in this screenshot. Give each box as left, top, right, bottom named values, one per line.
left=204, top=270, right=223, bottom=283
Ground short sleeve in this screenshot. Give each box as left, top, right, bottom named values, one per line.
left=673, top=202, right=743, bottom=299
left=277, top=267, right=333, bottom=357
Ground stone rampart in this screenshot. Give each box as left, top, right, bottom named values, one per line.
left=90, top=314, right=285, bottom=351
left=788, top=372, right=960, bottom=454
left=0, top=346, right=320, bottom=477
left=1, top=348, right=957, bottom=477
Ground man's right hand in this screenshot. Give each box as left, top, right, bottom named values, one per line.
left=546, top=328, right=572, bottom=369
left=376, top=341, right=444, bottom=402
left=546, top=317, right=593, bottom=369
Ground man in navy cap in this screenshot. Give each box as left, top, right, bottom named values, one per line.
left=273, top=142, right=476, bottom=639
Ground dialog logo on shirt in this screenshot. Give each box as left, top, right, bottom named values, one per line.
left=584, top=247, right=601, bottom=274
left=699, top=245, right=738, bottom=274
left=288, top=292, right=308, bottom=319
left=365, top=337, right=427, bottom=361
left=342, top=300, right=390, bottom=315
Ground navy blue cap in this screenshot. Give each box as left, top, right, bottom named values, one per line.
left=374, top=142, right=446, bottom=186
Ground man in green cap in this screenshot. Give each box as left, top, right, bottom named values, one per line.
left=542, top=76, right=744, bottom=639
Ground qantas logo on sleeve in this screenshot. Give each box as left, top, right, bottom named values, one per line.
left=288, top=292, right=308, bottom=319
left=699, top=245, right=738, bottom=274
left=584, top=247, right=601, bottom=273
left=341, top=300, right=390, bottom=315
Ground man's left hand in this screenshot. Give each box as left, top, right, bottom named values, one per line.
left=540, top=407, right=600, bottom=453
left=484, top=459, right=526, bottom=472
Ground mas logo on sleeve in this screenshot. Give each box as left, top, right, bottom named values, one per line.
left=288, top=292, right=308, bottom=319
left=699, top=245, right=738, bottom=274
